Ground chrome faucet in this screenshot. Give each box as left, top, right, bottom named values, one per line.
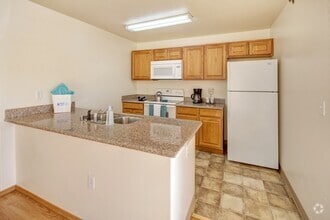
left=156, top=91, right=162, bottom=102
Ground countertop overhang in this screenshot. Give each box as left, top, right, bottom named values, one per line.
left=5, top=107, right=201, bottom=158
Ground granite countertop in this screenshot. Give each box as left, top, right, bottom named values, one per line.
left=5, top=107, right=201, bottom=158
left=176, top=101, right=224, bottom=110
left=123, top=99, right=147, bottom=104
left=122, top=94, right=225, bottom=110
left=123, top=99, right=224, bottom=110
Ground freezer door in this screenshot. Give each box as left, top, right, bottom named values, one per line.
left=228, top=59, right=278, bottom=92
left=228, top=92, right=278, bottom=169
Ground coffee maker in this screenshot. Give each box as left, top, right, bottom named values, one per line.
left=191, top=88, right=202, bottom=104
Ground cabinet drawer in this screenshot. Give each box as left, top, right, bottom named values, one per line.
left=122, top=102, right=144, bottom=110
left=176, top=114, right=198, bottom=121
left=176, top=107, right=199, bottom=116
left=199, top=108, right=222, bottom=118
left=123, top=108, right=144, bottom=115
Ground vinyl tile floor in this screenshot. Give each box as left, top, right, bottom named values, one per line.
left=192, top=150, right=301, bottom=220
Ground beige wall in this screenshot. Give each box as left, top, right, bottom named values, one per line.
left=0, top=0, right=136, bottom=190
left=271, top=0, right=330, bottom=219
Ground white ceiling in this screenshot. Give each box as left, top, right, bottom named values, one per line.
left=30, top=0, right=287, bottom=42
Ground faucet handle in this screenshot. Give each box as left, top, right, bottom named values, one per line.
left=87, top=110, right=92, bottom=120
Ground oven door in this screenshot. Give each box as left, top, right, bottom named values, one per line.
left=144, top=103, right=176, bottom=118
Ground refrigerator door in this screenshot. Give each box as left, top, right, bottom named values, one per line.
left=228, top=91, right=278, bottom=169
left=228, top=59, right=278, bottom=92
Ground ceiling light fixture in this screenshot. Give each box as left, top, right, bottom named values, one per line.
left=126, top=13, right=193, bottom=32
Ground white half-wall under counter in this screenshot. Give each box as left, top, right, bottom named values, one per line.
left=5, top=105, right=201, bottom=220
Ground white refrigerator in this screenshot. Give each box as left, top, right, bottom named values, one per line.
left=227, top=59, right=278, bottom=169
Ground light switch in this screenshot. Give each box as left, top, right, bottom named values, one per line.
left=35, top=90, right=43, bottom=101
left=320, top=101, right=326, bottom=116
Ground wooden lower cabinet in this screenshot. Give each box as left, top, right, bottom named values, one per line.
left=176, top=106, right=224, bottom=154
left=198, top=116, right=223, bottom=154
left=122, top=102, right=144, bottom=115
left=176, top=108, right=199, bottom=146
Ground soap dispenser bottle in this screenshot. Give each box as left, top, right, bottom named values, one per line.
left=106, top=106, right=114, bottom=125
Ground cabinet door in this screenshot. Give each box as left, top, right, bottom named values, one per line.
left=183, top=46, right=204, bottom=80
left=249, top=39, right=273, bottom=57
left=176, top=113, right=200, bottom=146
left=228, top=42, right=249, bottom=58
left=132, top=50, right=153, bottom=80
left=153, top=49, right=168, bottom=61
left=168, top=48, right=183, bottom=60
left=199, top=116, right=223, bottom=153
left=204, top=44, right=227, bottom=80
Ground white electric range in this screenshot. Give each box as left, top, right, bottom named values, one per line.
left=144, top=89, right=184, bottom=118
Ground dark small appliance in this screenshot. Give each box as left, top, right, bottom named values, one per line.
left=191, top=88, right=202, bottom=104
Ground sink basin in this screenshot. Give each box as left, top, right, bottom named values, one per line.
left=82, top=114, right=141, bottom=125
left=114, top=116, right=141, bottom=124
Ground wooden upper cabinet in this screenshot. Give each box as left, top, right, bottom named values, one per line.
left=168, top=48, right=183, bottom=59
left=131, top=50, right=153, bottom=80
left=183, top=46, right=204, bottom=80
left=228, top=38, right=274, bottom=58
left=153, top=49, right=168, bottom=61
left=228, top=41, right=249, bottom=58
left=249, top=39, right=273, bottom=57
left=153, top=47, right=183, bottom=61
left=131, top=38, right=274, bottom=80
left=204, top=44, right=227, bottom=80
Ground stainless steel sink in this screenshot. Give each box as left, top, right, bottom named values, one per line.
left=81, top=112, right=141, bottom=125
left=114, top=116, right=141, bottom=124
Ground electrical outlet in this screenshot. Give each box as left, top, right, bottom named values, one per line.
left=35, top=90, right=43, bottom=101
left=88, top=176, right=96, bottom=190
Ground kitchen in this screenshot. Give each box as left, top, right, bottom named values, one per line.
left=0, top=0, right=329, bottom=220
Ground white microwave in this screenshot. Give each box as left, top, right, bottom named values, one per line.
left=150, top=60, right=182, bottom=80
